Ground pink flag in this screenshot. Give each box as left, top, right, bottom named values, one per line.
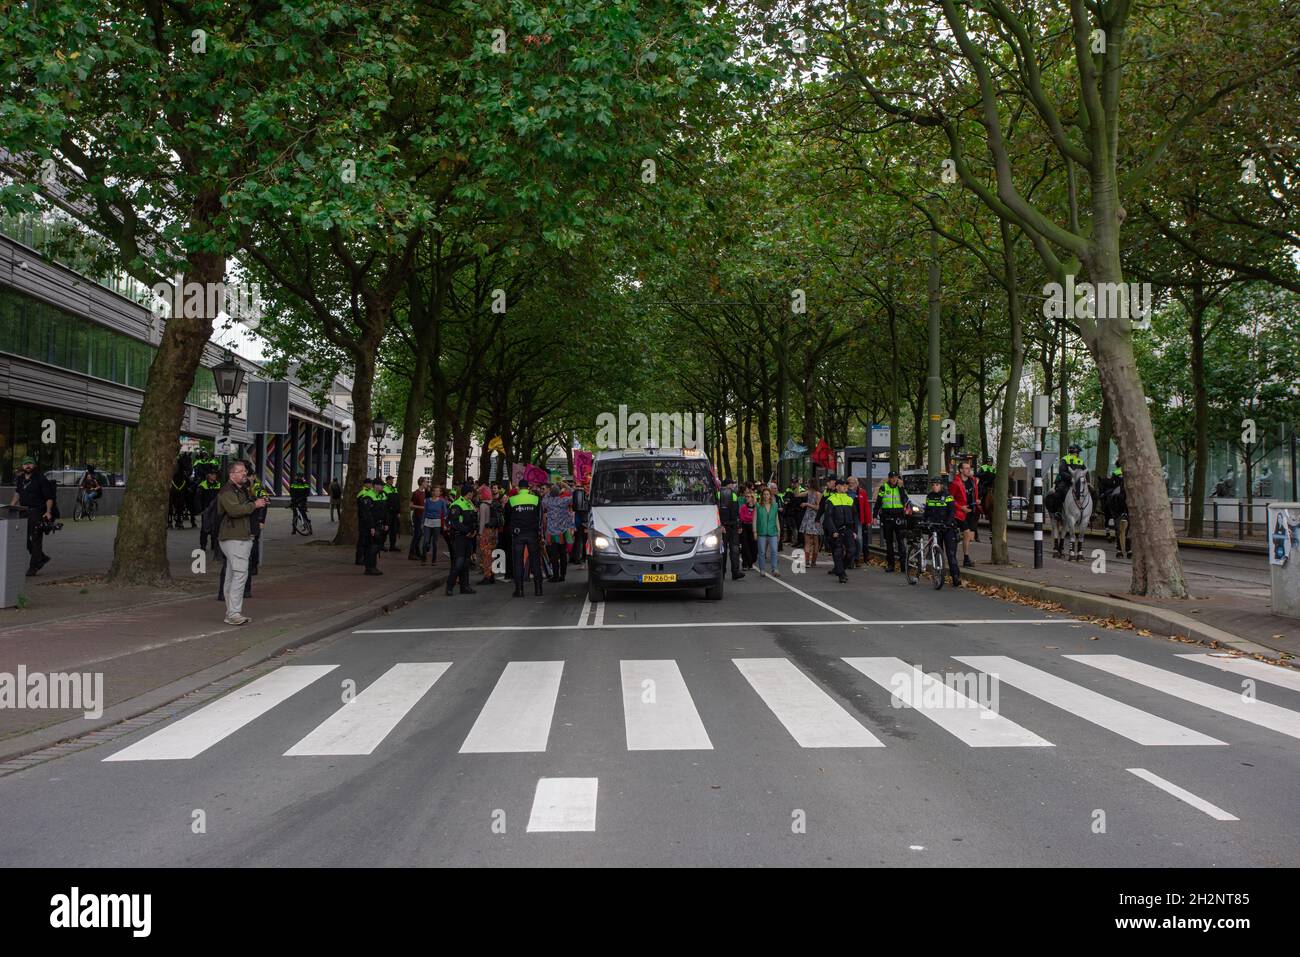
left=574, top=450, right=594, bottom=484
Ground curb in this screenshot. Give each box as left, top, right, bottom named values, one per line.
left=961, top=567, right=1284, bottom=659
left=863, top=542, right=1284, bottom=660
left=0, top=571, right=444, bottom=765
left=1004, top=520, right=1267, bottom=555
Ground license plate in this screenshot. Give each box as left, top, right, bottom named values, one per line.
left=640, top=573, right=677, bottom=583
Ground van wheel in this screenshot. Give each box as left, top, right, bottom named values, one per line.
left=587, top=578, right=606, bottom=603
left=704, top=575, right=724, bottom=601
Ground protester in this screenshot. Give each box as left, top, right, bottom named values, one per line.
left=329, top=478, right=342, bottom=522
left=541, top=482, right=575, bottom=583
left=800, top=478, right=822, bottom=566
left=754, top=485, right=781, bottom=577
left=571, top=478, right=590, bottom=566
left=739, top=488, right=757, bottom=570
left=408, top=477, right=428, bottom=560
left=477, top=484, right=499, bottom=584
left=421, top=484, right=449, bottom=565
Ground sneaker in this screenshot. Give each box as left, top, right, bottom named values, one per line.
left=365, top=568, right=383, bottom=576
left=758, top=570, right=766, bottom=577
left=733, top=572, right=746, bottom=581
left=224, top=614, right=250, bottom=626
left=963, top=556, right=974, bottom=568
left=772, top=570, right=781, bottom=578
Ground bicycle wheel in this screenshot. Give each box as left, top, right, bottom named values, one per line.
left=72, top=500, right=84, bottom=521
left=928, top=539, right=945, bottom=590
left=904, top=540, right=921, bottom=585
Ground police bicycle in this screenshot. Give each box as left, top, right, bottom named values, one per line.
left=904, top=516, right=947, bottom=590
left=292, top=502, right=313, bottom=536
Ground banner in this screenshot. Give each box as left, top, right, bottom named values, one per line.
left=511, top=463, right=526, bottom=487
left=812, top=439, right=836, bottom=470
left=487, top=435, right=505, bottom=455
left=574, top=450, right=594, bottom=484
left=779, top=439, right=808, bottom=461
left=524, top=464, right=550, bottom=487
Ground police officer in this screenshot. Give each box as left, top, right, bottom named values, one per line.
left=717, top=478, right=745, bottom=581
left=10, top=455, right=56, bottom=576
left=289, top=473, right=311, bottom=534
left=196, top=467, right=222, bottom=553
left=446, top=481, right=478, bottom=595
left=924, top=475, right=961, bottom=587
left=823, top=476, right=857, bottom=584
left=1057, top=443, right=1085, bottom=491
left=383, top=475, right=401, bottom=551
left=356, top=477, right=384, bottom=574
left=874, top=471, right=908, bottom=573
left=508, top=479, right=544, bottom=596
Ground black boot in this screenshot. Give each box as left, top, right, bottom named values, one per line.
left=460, top=585, right=477, bottom=594
left=534, top=581, right=543, bottom=596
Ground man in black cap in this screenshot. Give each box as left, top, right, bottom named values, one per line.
left=716, top=477, right=745, bottom=581
left=874, top=470, right=908, bottom=573
left=356, top=476, right=384, bottom=574
left=10, top=455, right=56, bottom=576
left=446, top=481, right=478, bottom=595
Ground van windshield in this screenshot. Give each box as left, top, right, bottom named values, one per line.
left=591, top=459, right=715, bottom=507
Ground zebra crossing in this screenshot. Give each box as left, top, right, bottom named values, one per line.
left=100, top=653, right=1300, bottom=763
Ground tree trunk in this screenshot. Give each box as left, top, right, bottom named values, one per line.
left=991, top=219, right=1025, bottom=565
left=431, top=413, right=448, bottom=487
left=1096, top=393, right=1113, bottom=478
left=332, top=301, right=390, bottom=548
left=108, top=245, right=224, bottom=584
left=396, top=344, right=430, bottom=534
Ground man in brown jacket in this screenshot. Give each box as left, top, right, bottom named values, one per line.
left=218, top=460, right=267, bottom=625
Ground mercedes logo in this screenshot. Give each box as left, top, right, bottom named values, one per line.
left=650, top=538, right=667, bottom=554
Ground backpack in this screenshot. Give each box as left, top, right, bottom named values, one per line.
left=486, top=499, right=504, bottom=529
left=201, top=495, right=223, bottom=538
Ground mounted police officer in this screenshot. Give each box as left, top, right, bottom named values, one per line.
left=446, top=481, right=478, bottom=595
left=1056, top=443, right=1085, bottom=492
left=874, top=470, right=908, bottom=573
left=717, top=478, right=745, bottom=581
left=508, top=478, right=544, bottom=596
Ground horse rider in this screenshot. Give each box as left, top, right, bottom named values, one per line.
left=1056, top=443, right=1085, bottom=492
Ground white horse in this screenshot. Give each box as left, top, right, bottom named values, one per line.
left=1051, top=465, right=1093, bottom=561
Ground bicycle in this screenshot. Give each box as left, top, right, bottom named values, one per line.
left=292, top=502, right=313, bottom=536
left=73, top=490, right=99, bottom=522
left=905, top=520, right=947, bottom=590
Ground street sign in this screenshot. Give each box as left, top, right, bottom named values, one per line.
left=215, top=436, right=235, bottom=456
left=246, top=379, right=290, bottom=435
left=1032, top=394, right=1050, bottom=429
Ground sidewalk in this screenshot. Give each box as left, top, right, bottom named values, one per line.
left=0, top=512, right=447, bottom=754
left=953, top=527, right=1299, bottom=660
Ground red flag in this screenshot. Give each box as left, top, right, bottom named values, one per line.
left=812, top=439, right=835, bottom=470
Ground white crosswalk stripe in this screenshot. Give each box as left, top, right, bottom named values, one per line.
left=527, top=777, right=599, bottom=832
left=844, top=656, right=1052, bottom=747
left=1067, top=655, right=1300, bottom=740
left=1177, top=654, right=1300, bottom=694
left=285, top=663, right=452, bottom=756
left=459, top=661, right=564, bottom=753
left=621, top=660, right=713, bottom=750
left=734, top=658, right=884, bottom=748
left=105, top=665, right=338, bottom=761
left=956, top=656, right=1224, bottom=746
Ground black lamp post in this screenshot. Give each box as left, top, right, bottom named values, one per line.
left=373, top=417, right=388, bottom=479
left=211, top=351, right=245, bottom=470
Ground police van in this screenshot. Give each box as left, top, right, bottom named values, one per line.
left=585, top=448, right=726, bottom=601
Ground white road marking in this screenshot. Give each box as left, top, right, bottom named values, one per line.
left=526, top=777, right=598, bottom=832
left=733, top=658, right=884, bottom=748
left=1127, top=768, right=1239, bottom=821
left=459, top=661, right=564, bottom=753
left=1178, top=654, right=1300, bottom=694
left=956, top=656, right=1224, bottom=746
left=354, top=618, right=1074, bottom=634
left=592, top=599, right=605, bottom=628
left=772, top=553, right=857, bottom=620
left=285, top=663, right=451, bottom=756
left=578, top=594, right=592, bottom=627
left=844, top=657, right=1053, bottom=747
left=621, top=660, right=713, bottom=750
left=104, top=665, right=338, bottom=761
left=1067, top=655, right=1300, bottom=740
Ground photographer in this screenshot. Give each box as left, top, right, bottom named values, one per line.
left=10, top=455, right=57, bottom=576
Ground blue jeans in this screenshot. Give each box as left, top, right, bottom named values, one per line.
left=757, top=535, right=779, bottom=573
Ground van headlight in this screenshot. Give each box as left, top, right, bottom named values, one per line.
left=593, top=534, right=617, bottom=553
left=702, top=528, right=721, bottom=550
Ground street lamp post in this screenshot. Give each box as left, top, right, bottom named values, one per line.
left=373, top=418, right=388, bottom=479
left=211, top=351, right=246, bottom=472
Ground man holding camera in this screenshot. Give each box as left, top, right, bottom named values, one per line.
left=11, top=455, right=57, bottom=577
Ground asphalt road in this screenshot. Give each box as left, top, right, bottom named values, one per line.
left=2, top=554, right=1298, bottom=867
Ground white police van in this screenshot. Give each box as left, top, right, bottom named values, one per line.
left=585, top=448, right=726, bottom=601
